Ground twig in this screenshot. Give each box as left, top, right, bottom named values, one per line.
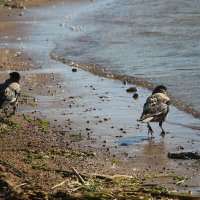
left=71, top=167, right=85, bottom=185
left=0, top=159, right=29, bottom=182
left=71, top=186, right=82, bottom=192
left=51, top=179, right=69, bottom=189
left=14, top=183, right=27, bottom=189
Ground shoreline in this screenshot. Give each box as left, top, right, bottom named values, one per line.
left=0, top=1, right=200, bottom=199
left=51, top=53, right=200, bottom=120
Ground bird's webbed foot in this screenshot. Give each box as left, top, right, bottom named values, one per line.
left=160, top=130, right=166, bottom=136
left=159, top=121, right=166, bottom=136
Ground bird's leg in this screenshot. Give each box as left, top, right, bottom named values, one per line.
left=147, top=123, right=154, bottom=135
left=11, top=106, right=16, bottom=116
left=159, top=121, right=165, bottom=135
left=3, top=108, right=9, bottom=117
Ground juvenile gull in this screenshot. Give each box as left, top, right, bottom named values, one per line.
left=0, top=72, right=21, bottom=116
left=139, top=85, right=170, bottom=135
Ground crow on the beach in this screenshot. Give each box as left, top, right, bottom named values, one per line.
left=0, top=72, right=21, bottom=117
left=139, top=85, right=170, bottom=136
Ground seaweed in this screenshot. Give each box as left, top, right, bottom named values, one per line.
left=0, top=0, right=25, bottom=9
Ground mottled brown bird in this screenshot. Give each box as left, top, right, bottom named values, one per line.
left=0, top=72, right=21, bottom=116
left=139, top=85, right=170, bottom=135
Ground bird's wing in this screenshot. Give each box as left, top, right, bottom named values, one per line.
left=0, top=83, right=7, bottom=97
left=139, top=93, right=169, bottom=122
left=3, top=87, right=16, bottom=101
left=0, top=83, right=20, bottom=109
left=9, top=83, right=20, bottom=94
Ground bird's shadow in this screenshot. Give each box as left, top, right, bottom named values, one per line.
left=117, top=135, right=149, bottom=146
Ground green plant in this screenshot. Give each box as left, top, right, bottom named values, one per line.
left=39, top=119, right=50, bottom=133
left=23, top=114, right=34, bottom=123
left=0, top=117, right=21, bottom=136
left=23, top=115, right=51, bottom=133
left=110, top=156, right=120, bottom=166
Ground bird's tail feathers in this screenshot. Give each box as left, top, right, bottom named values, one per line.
left=139, top=116, right=153, bottom=123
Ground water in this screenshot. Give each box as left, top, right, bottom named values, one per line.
left=53, top=0, right=200, bottom=115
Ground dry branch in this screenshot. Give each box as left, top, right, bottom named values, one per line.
left=51, top=179, right=69, bottom=189
left=71, top=167, right=85, bottom=185
left=0, top=159, right=29, bottom=181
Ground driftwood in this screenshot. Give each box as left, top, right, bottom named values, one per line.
left=71, top=167, right=85, bottom=185
left=168, top=151, right=200, bottom=159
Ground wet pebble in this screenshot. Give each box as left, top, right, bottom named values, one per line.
left=72, top=68, right=77, bottom=72
left=133, top=93, right=139, bottom=99
left=121, top=143, right=128, bottom=146
left=123, top=80, right=127, bottom=85
left=126, top=87, right=137, bottom=93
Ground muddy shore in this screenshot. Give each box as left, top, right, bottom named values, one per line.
left=0, top=1, right=200, bottom=199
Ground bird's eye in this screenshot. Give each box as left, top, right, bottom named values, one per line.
left=167, top=100, right=170, bottom=105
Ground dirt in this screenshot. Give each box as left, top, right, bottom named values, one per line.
left=0, top=49, right=32, bottom=71
left=0, top=1, right=200, bottom=199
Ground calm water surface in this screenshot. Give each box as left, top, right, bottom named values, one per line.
left=53, top=0, right=200, bottom=113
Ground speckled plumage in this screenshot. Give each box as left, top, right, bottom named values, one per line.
left=139, top=85, right=170, bottom=135
left=0, top=72, right=21, bottom=116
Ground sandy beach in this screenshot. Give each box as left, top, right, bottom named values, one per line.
left=0, top=0, right=200, bottom=199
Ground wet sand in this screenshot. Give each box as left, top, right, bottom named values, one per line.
left=0, top=0, right=200, bottom=198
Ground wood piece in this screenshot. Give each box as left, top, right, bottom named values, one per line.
left=71, top=167, right=85, bottom=185
left=168, top=151, right=200, bottom=159
left=51, top=180, right=68, bottom=189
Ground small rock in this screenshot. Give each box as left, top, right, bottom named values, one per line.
left=133, top=93, right=139, bottom=99
left=126, top=87, right=137, bottom=93
left=72, top=68, right=77, bottom=72
left=123, top=80, right=127, bottom=85
left=121, top=143, right=128, bottom=146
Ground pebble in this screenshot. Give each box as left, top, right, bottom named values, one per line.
left=133, top=93, right=139, bottom=99
left=126, top=87, right=137, bottom=93
left=72, top=68, right=77, bottom=72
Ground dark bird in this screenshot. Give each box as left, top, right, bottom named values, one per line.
left=139, top=85, right=170, bottom=136
left=0, top=72, right=21, bottom=116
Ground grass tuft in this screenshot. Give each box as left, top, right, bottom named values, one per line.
left=0, top=116, right=21, bottom=135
